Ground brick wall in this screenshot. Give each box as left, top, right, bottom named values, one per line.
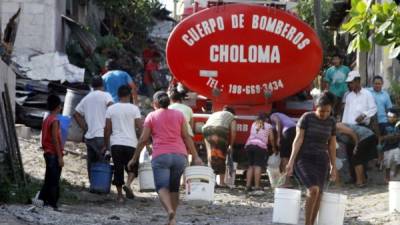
left=0, top=0, right=65, bottom=54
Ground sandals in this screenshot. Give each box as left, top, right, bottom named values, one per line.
left=245, top=187, right=253, bottom=193
left=252, top=187, right=264, bottom=196
left=117, top=196, right=125, bottom=203
left=215, top=184, right=228, bottom=189
left=168, top=212, right=176, bottom=225
left=356, top=183, right=367, bottom=188
left=123, top=186, right=135, bottom=199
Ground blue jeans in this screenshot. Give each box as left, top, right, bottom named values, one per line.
left=39, top=153, right=62, bottom=208
left=152, top=153, right=187, bottom=192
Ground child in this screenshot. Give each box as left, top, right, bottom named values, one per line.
left=380, top=110, right=400, bottom=183
left=38, top=94, right=64, bottom=210
left=104, top=85, right=141, bottom=202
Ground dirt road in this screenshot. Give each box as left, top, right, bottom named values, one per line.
left=1, top=133, right=400, bottom=225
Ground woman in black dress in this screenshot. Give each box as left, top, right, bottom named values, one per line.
left=286, top=92, right=337, bottom=225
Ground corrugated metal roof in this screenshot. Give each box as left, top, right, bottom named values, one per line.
left=62, top=15, right=97, bottom=55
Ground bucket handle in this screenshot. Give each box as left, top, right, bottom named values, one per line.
left=276, top=172, right=302, bottom=190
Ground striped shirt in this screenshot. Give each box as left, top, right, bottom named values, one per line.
left=298, top=112, right=336, bottom=155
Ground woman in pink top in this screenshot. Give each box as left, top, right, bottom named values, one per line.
left=128, top=91, right=202, bottom=225
left=244, top=112, right=276, bottom=192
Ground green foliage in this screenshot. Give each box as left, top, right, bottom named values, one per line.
left=65, top=38, right=107, bottom=78
left=0, top=176, right=12, bottom=202
left=65, top=0, right=165, bottom=81
left=390, top=79, right=400, bottom=96
left=94, top=0, right=164, bottom=53
left=296, top=0, right=334, bottom=52
left=0, top=175, right=81, bottom=204
left=341, top=0, right=400, bottom=58
left=96, top=35, right=123, bottom=51
left=0, top=176, right=40, bottom=204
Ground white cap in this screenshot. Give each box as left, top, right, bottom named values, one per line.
left=346, top=71, right=361, bottom=82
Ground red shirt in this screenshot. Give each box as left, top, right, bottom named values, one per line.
left=143, top=48, right=155, bottom=64
left=41, top=114, right=63, bottom=155
left=144, top=60, right=159, bottom=85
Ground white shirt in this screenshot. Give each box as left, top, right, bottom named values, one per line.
left=75, top=90, right=113, bottom=139
left=342, top=88, right=377, bottom=125
left=168, top=102, right=194, bottom=136
left=105, top=102, right=141, bottom=148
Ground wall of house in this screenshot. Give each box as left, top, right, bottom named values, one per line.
left=0, top=60, right=16, bottom=179
left=357, top=44, right=399, bottom=92
left=0, top=0, right=66, bottom=55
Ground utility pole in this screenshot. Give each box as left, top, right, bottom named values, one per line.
left=173, top=0, right=178, bottom=20
left=313, top=0, right=322, bottom=38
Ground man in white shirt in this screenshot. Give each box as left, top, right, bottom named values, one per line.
left=74, top=76, right=113, bottom=184
left=342, top=71, right=377, bottom=126
left=104, top=85, right=142, bottom=202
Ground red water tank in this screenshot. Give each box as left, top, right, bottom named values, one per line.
left=167, top=4, right=323, bottom=106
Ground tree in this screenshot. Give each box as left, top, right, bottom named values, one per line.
left=341, top=0, right=400, bottom=59
left=94, top=0, right=164, bottom=53
left=313, top=0, right=322, bottom=37
left=296, top=0, right=334, bottom=53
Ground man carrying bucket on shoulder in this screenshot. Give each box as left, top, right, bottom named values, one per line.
left=104, top=85, right=142, bottom=203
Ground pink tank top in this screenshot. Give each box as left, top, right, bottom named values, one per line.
left=245, top=122, right=272, bottom=150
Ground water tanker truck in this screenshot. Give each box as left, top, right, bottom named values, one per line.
left=166, top=0, right=323, bottom=167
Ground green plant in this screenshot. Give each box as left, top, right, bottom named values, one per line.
left=389, top=78, right=400, bottom=105
left=296, top=0, right=334, bottom=52
left=94, top=0, right=164, bottom=53
left=0, top=177, right=12, bottom=203
left=341, top=0, right=400, bottom=58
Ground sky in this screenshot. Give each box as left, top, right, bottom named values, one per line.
left=159, top=0, right=174, bottom=11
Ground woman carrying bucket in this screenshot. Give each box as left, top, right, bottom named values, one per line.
left=244, top=112, right=276, bottom=193
left=128, top=91, right=203, bottom=225
left=286, top=91, right=337, bottom=225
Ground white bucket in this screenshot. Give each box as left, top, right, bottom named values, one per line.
left=15, top=124, right=31, bottom=139
left=138, top=162, right=155, bottom=192
left=185, top=166, right=215, bottom=204
left=272, top=188, right=301, bottom=224
left=389, top=181, right=400, bottom=213
left=317, top=192, right=347, bottom=225
left=267, top=167, right=281, bottom=188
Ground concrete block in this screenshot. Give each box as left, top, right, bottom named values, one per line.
left=24, top=3, right=44, bottom=14
left=30, top=14, right=44, bottom=25
left=1, top=2, right=20, bottom=14
left=15, top=124, right=31, bottom=139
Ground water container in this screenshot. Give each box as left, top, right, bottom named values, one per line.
left=185, top=166, right=215, bottom=204
left=389, top=181, right=400, bottom=213
left=57, top=115, right=71, bottom=146
left=138, top=162, right=156, bottom=192
left=90, top=162, right=112, bottom=193
left=267, top=167, right=281, bottom=188
left=15, top=124, right=31, bottom=139
left=272, top=188, right=301, bottom=224
left=317, top=192, right=347, bottom=225
left=62, top=88, right=88, bottom=142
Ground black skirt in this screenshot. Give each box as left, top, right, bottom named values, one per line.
left=294, top=152, right=329, bottom=189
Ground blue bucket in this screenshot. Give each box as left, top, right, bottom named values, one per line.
left=90, top=162, right=112, bottom=193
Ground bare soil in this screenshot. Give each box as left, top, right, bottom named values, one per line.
left=1, top=131, right=400, bottom=225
